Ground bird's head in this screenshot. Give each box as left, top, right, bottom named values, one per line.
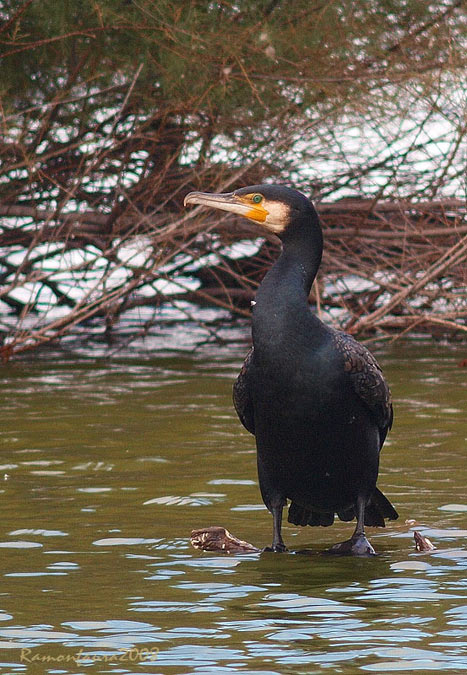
left=184, top=184, right=317, bottom=237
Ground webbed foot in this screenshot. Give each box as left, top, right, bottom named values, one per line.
left=325, top=533, right=376, bottom=557
left=264, top=542, right=288, bottom=553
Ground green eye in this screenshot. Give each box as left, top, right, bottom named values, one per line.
left=252, top=194, right=262, bottom=204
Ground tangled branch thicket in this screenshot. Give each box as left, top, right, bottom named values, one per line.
left=0, top=0, right=466, bottom=359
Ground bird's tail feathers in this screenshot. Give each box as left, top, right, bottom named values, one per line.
left=369, top=487, right=399, bottom=523
left=288, top=502, right=335, bottom=527
left=287, top=487, right=398, bottom=528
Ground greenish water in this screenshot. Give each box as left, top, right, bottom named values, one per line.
left=0, top=334, right=466, bottom=674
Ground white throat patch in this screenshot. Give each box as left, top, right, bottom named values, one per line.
left=263, top=201, right=290, bottom=234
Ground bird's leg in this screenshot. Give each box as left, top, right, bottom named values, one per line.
left=349, top=494, right=376, bottom=555
left=326, top=495, right=376, bottom=556
left=264, top=501, right=288, bottom=552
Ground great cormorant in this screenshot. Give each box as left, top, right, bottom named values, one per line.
left=184, top=184, right=398, bottom=556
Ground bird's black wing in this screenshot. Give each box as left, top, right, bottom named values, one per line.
left=333, top=331, right=393, bottom=444
left=233, top=346, right=255, bottom=435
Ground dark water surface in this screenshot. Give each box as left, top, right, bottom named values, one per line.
left=0, top=332, right=466, bottom=674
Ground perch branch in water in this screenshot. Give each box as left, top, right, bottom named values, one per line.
left=190, top=527, right=261, bottom=553
left=414, top=531, right=436, bottom=552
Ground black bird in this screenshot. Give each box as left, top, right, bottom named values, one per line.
left=184, top=185, right=398, bottom=555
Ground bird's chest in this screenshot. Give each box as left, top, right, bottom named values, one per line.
left=250, top=341, right=347, bottom=424
left=250, top=290, right=352, bottom=423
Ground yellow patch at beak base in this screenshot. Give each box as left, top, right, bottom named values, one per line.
left=245, top=205, right=268, bottom=223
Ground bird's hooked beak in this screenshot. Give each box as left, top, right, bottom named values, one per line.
left=184, top=190, right=269, bottom=224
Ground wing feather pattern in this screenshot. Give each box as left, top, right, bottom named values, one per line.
left=233, top=347, right=255, bottom=435
left=333, top=331, right=393, bottom=445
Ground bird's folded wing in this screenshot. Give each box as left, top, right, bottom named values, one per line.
left=333, top=332, right=393, bottom=442
left=233, top=346, right=255, bottom=435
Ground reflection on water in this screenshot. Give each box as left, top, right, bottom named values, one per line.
left=0, top=329, right=465, bottom=673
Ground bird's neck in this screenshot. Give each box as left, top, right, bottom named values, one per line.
left=252, top=215, right=324, bottom=351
